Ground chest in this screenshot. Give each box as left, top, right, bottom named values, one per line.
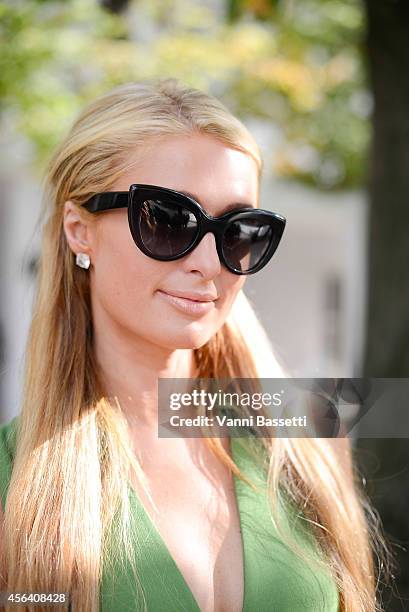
left=129, top=446, right=244, bottom=612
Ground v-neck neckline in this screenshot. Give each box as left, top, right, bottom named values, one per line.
left=127, top=436, right=249, bottom=612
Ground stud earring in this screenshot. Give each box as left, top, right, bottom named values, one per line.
left=75, top=253, right=91, bottom=269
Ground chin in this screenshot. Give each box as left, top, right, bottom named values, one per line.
left=162, top=324, right=215, bottom=350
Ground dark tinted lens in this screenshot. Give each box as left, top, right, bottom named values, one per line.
left=222, top=219, right=273, bottom=272
left=138, top=198, right=198, bottom=256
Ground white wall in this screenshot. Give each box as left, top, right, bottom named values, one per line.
left=245, top=179, right=368, bottom=378
left=0, top=130, right=41, bottom=421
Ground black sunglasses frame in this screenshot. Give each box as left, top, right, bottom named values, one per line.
left=83, top=183, right=286, bottom=275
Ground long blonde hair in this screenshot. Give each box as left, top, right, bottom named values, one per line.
left=1, top=78, right=391, bottom=611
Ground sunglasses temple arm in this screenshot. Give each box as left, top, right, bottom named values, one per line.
left=83, top=191, right=129, bottom=212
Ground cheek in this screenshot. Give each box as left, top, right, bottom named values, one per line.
left=220, top=275, right=246, bottom=312
left=91, top=219, right=161, bottom=323
left=201, top=274, right=245, bottom=334
left=94, top=254, right=157, bottom=311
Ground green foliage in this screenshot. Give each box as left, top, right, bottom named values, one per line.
left=226, top=0, right=371, bottom=188
left=0, top=0, right=370, bottom=188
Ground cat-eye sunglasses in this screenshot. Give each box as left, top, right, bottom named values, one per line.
left=83, top=183, right=286, bottom=275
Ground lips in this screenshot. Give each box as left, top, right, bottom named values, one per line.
left=156, top=290, right=217, bottom=316
left=160, top=290, right=218, bottom=302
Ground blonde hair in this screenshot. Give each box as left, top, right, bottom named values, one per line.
left=0, top=78, right=391, bottom=611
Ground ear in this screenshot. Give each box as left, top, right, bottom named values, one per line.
left=63, top=200, right=94, bottom=258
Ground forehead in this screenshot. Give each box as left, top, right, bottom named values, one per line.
left=112, top=133, right=259, bottom=212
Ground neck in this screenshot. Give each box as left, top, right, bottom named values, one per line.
left=93, top=323, right=199, bottom=431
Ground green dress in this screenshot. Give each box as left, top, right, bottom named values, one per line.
left=0, top=417, right=339, bottom=611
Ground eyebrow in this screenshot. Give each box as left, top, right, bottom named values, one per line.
left=178, top=189, right=256, bottom=215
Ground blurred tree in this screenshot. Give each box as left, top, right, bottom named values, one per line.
left=0, top=0, right=368, bottom=189
left=224, top=0, right=371, bottom=188
left=99, top=0, right=130, bottom=13
left=0, top=0, right=131, bottom=167
left=357, top=1, right=409, bottom=609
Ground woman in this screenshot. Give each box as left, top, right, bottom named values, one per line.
left=0, top=78, right=390, bottom=612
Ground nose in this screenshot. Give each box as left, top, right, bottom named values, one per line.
left=182, top=231, right=222, bottom=278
